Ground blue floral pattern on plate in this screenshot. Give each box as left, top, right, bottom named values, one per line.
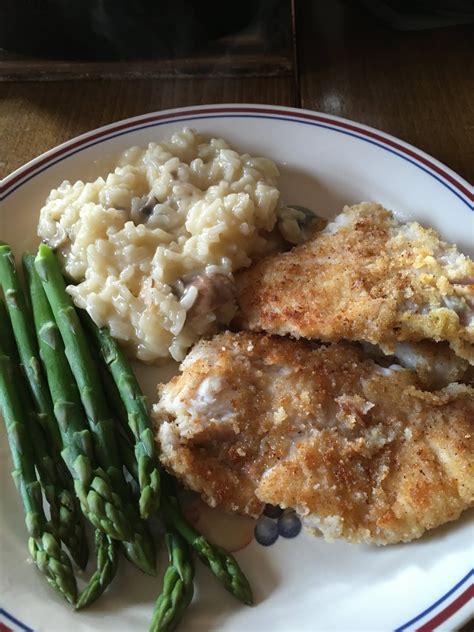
left=254, top=505, right=302, bottom=546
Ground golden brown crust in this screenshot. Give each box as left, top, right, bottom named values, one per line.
left=236, top=203, right=474, bottom=363
left=153, top=331, right=474, bottom=544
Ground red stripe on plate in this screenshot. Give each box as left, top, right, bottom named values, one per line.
left=0, top=623, right=14, bottom=632
left=4, top=107, right=471, bottom=201
left=415, top=584, right=474, bottom=632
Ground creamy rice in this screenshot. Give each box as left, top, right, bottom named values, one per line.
left=37, top=128, right=289, bottom=362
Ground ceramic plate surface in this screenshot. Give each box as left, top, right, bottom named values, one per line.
left=1, top=104, right=473, bottom=632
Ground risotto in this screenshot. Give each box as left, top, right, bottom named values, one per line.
left=37, top=128, right=290, bottom=362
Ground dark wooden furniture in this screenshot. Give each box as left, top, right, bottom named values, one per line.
left=1, top=1, right=472, bottom=181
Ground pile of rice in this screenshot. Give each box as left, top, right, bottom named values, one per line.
left=37, top=128, right=289, bottom=362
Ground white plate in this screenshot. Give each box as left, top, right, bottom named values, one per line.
left=1, top=104, right=473, bottom=632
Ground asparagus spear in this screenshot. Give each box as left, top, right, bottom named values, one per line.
left=0, top=255, right=88, bottom=569
left=86, top=341, right=150, bottom=486
left=76, top=530, right=119, bottom=610
left=115, top=415, right=252, bottom=606
left=22, top=253, right=131, bottom=543
left=0, top=244, right=61, bottom=449
left=96, top=356, right=134, bottom=445
left=34, top=244, right=156, bottom=576
left=119, top=439, right=196, bottom=631
left=149, top=533, right=194, bottom=632
left=33, top=245, right=123, bottom=481
left=114, top=409, right=140, bottom=482
left=160, top=493, right=253, bottom=606
left=80, top=312, right=161, bottom=520
left=0, top=249, right=59, bottom=449
left=84, top=349, right=165, bottom=579
left=88, top=343, right=138, bottom=479
left=0, top=344, right=77, bottom=604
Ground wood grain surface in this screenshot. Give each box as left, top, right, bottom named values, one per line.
left=0, top=77, right=296, bottom=178
left=297, top=0, right=473, bottom=182
left=1, top=0, right=472, bottom=184
left=0, top=1, right=294, bottom=81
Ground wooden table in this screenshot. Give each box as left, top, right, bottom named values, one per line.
left=1, top=0, right=472, bottom=183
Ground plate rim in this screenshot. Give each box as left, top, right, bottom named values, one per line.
left=1, top=103, right=472, bottom=205
left=1, top=103, right=472, bottom=632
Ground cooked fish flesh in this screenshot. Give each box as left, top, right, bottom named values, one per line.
left=153, top=331, right=474, bottom=545
left=361, top=340, right=470, bottom=389
left=236, top=203, right=474, bottom=364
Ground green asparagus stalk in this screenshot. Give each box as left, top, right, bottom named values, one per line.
left=97, top=357, right=134, bottom=444
left=160, top=494, right=253, bottom=606
left=34, top=245, right=124, bottom=481
left=149, top=533, right=194, bottom=632
left=120, top=518, right=156, bottom=576
left=76, top=530, right=119, bottom=610
left=116, top=415, right=140, bottom=481
left=93, top=355, right=142, bottom=480
left=29, top=531, right=78, bottom=604
left=0, top=256, right=88, bottom=569
left=81, top=311, right=160, bottom=520
left=115, top=418, right=252, bottom=606
left=85, top=352, right=159, bottom=576
left=89, top=345, right=138, bottom=478
left=34, top=244, right=156, bottom=576
left=0, top=245, right=61, bottom=449
left=0, top=343, right=77, bottom=604
left=22, top=253, right=132, bottom=543
left=113, top=427, right=194, bottom=627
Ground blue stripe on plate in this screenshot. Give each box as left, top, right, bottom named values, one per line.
left=0, top=608, right=34, bottom=632
left=394, top=569, right=473, bottom=631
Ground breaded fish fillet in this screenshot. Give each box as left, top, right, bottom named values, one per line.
left=153, top=332, right=474, bottom=545
left=236, top=203, right=474, bottom=364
